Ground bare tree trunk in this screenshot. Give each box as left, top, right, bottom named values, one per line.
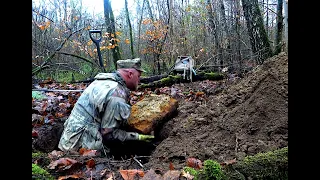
left=265, top=0, right=269, bottom=35
left=156, top=0, right=170, bottom=75
left=283, top=0, right=288, bottom=53
left=146, top=0, right=154, bottom=21
left=169, top=0, right=173, bottom=65
left=218, top=0, right=231, bottom=66
left=137, top=0, right=146, bottom=55
left=207, top=0, right=223, bottom=67
left=274, top=0, right=283, bottom=54
left=125, top=0, right=135, bottom=59
left=104, top=0, right=121, bottom=68
left=241, top=0, right=273, bottom=64
left=145, top=0, right=156, bottom=74
left=235, top=0, right=242, bottom=73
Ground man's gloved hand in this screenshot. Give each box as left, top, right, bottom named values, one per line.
left=138, top=134, right=155, bottom=142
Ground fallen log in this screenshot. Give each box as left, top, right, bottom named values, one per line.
left=140, top=74, right=169, bottom=84
left=138, top=72, right=224, bottom=90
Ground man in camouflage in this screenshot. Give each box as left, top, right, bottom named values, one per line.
left=58, top=58, right=154, bottom=155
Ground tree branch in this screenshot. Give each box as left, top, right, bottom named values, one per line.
left=32, top=27, right=86, bottom=76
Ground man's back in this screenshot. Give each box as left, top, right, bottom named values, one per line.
left=58, top=72, right=130, bottom=152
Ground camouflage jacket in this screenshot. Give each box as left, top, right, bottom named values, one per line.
left=58, top=71, right=139, bottom=152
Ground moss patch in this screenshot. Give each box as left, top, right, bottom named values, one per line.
left=184, top=160, right=226, bottom=180
left=32, top=163, right=54, bottom=180
left=183, top=147, right=288, bottom=180
left=234, top=147, right=288, bottom=180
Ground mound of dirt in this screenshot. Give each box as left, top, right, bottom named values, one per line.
left=144, top=52, right=288, bottom=171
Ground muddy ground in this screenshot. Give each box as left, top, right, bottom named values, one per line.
left=32, top=52, right=288, bottom=179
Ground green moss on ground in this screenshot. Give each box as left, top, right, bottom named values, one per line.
left=233, top=147, right=288, bottom=180
left=183, top=147, right=288, bottom=180
left=184, top=160, right=226, bottom=180
left=32, top=163, right=54, bottom=180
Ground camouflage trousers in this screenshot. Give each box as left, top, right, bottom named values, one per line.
left=58, top=116, right=104, bottom=153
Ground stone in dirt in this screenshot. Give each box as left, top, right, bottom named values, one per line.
left=128, top=94, right=179, bottom=134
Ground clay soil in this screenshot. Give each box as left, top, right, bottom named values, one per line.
left=32, top=52, right=288, bottom=179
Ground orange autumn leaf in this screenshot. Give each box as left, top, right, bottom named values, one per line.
left=169, top=162, right=175, bottom=170
left=79, top=148, right=98, bottom=157
left=86, top=158, right=95, bottom=169
left=119, top=169, right=144, bottom=180
left=55, top=112, right=65, bottom=118
left=195, top=91, right=205, bottom=97
left=125, top=39, right=130, bottom=44
left=186, top=158, right=203, bottom=169
left=115, top=31, right=122, bottom=36
left=38, top=21, right=50, bottom=31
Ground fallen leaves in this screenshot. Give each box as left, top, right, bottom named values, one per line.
left=47, top=157, right=79, bottom=171
left=141, top=169, right=194, bottom=180
left=48, top=150, right=65, bottom=159
left=58, top=174, right=82, bottom=180
left=119, top=169, right=145, bottom=180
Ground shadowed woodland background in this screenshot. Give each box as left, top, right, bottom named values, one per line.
left=32, top=0, right=288, bottom=81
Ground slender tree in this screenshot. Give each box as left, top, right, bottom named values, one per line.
left=283, top=0, right=288, bottom=53
left=241, top=0, right=273, bottom=64
left=274, top=0, right=283, bottom=54
left=218, top=0, right=231, bottom=66
left=137, top=0, right=146, bottom=55
left=125, top=0, right=135, bottom=58
left=235, top=0, right=242, bottom=72
left=104, top=0, right=121, bottom=68
left=207, top=0, right=223, bottom=67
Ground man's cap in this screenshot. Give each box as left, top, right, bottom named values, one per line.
left=117, top=58, right=146, bottom=72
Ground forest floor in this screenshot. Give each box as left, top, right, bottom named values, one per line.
left=32, top=52, right=288, bottom=180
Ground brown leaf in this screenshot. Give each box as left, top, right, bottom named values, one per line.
left=220, top=158, right=237, bottom=166
left=169, top=162, right=175, bottom=170
left=47, top=157, right=78, bottom=170
left=58, top=174, right=82, bottom=180
left=162, top=170, right=181, bottom=179
left=195, top=91, right=205, bottom=97
left=48, top=150, right=65, bottom=159
left=86, top=158, right=95, bottom=169
left=119, top=169, right=144, bottom=180
left=79, top=148, right=98, bottom=157
left=186, top=157, right=203, bottom=169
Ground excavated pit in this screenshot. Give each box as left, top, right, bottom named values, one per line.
left=103, top=111, right=178, bottom=161
left=103, top=93, right=180, bottom=160
left=32, top=94, right=179, bottom=162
